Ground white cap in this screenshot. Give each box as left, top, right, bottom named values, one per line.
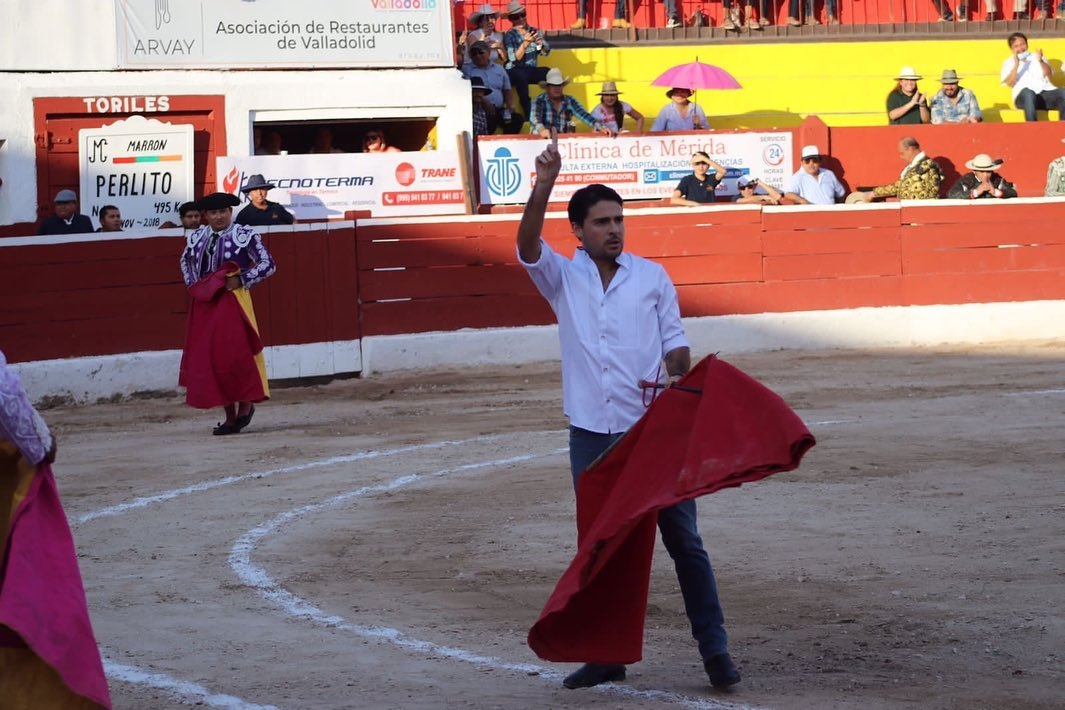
left=801, top=145, right=822, bottom=160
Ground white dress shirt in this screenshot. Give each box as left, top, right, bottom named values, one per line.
left=519, top=239, right=689, bottom=433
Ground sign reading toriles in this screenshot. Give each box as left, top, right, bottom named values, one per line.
left=216, top=152, right=468, bottom=219
left=115, top=0, right=452, bottom=68
left=79, top=115, right=195, bottom=230
left=477, top=132, right=794, bottom=205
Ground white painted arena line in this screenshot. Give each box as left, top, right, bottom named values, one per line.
left=229, top=449, right=766, bottom=710
left=77, top=434, right=521, bottom=524
left=103, top=660, right=281, bottom=710
left=77, top=434, right=558, bottom=710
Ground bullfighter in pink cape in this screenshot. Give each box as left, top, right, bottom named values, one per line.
left=0, top=350, right=111, bottom=709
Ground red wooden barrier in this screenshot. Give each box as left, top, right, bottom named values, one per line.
left=4, top=202, right=1065, bottom=365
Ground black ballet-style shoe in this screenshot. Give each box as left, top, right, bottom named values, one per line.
left=234, top=404, right=256, bottom=432
left=212, top=421, right=241, bottom=436
left=562, top=663, right=626, bottom=689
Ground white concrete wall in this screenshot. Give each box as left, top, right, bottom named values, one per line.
left=1, top=0, right=119, bottom=71
left=0, top=68, right=472, bottom=226
left=12, top=301, right=1065, bottom=403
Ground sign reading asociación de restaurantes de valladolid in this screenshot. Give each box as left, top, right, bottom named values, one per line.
left=115, top=0, right=452, bottom=69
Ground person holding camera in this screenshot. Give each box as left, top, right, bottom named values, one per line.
left=503, top=1, right=551, bottom=122
left=887, top=67, right=931, bottom=125
left=733, top=175, right=784, bottom=205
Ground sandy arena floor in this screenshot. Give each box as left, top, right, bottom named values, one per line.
left=44, top=342, right=1065, bottom=710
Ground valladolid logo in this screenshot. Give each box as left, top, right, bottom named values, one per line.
left=485, top=147, right=522, bottom=198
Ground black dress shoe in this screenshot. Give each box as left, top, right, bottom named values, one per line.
left=704, top=653, right=741, bottom=689
left=562, top=663, right=626, bottom=689
left=212, top=422, right=241, bottom=436
left=234, top=404, right=256, bottom=432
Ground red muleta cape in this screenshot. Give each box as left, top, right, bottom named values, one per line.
left=179, top=263, right=267, bottom=409
left=528, top=355, right=816, bottom=664
left=0, top=461, right=112, bottom=708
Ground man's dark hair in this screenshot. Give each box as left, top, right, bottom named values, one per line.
left=1007, top=32, right=1027, bottom=46
left=900, top=136, right=921, bottom=151
left=178, top=201, right=198, bottom=216
left=567, top=184, right=623, bottom=227
left=99, top=205, right=119, bottom=221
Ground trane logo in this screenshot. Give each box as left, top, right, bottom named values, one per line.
left=421, top=168, right=456, bottom=178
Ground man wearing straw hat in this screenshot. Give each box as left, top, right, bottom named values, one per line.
left=947, top=154, right=1016, bottom=199
left=530, top=68, right=612, bottom=137
left=929, top=69, right=983, bottom=124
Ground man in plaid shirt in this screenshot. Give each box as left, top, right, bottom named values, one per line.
left=929, top=69, right=983, bottom=124
left=531, top=68, right=612, bottom=138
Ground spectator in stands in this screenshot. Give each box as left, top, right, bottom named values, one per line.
left=1044, top=138, right=1065, bottom=196
left=38, top=190, right=94, bottom=235
left=671, top=151, right=727, bottom=206
left=591, top=81, right=645, bottom=134
left=788, top=0, right=838, bottom=25
left=471, top=77, right=493, bottom=137
left=733, top=174, right=784, bottom=204
left=530, top=68, right=611, bottom=137
left=855, top=136, right=943, bottom=202
left=161, top=201, right=201, bottom=230
left=887, top=67, right=931, bottom=125
left=235, top=174, right=296, bottom=227
left=503, top=1, right=551, bottom=122
left=461, top=4, right=505, bottom=65
left=463, top=39, right=524, bottom=134
left=572, top=0, right=629, bottom=28
left=651, top=88, right=708, bottom=132
left=947, top=154, right=1017, bottom=199
left=310, top=126, right=344, bottom=154
left=362, top=128, right=403, bottom=153
left=783, top=145, right=845, bottom=205
left=744, top=0, right=776, bottom=27
left=992, top=0, right=1054, bottom=20
left=1001, top=32, right=1065, bottom=122
left=256, top=129, right=283, bottom=156
left=929, top=69, right=983, bottom=124
left=97, top=205, right=123, bottom=232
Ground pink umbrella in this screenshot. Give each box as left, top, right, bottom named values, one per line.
left=651, top=59, right=742, bottom=91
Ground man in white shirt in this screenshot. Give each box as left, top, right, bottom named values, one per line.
left=1000, top=32, right=1065, bottom=122
left=516, top=135, right=741, bottom=693
left=784, top=145, right=845, bottom=205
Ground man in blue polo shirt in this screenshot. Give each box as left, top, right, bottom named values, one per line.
left=783, top=145, right=845, bottom=205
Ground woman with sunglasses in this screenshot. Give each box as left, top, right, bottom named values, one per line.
left=671, top=152, right=727, bottom=206
left=733, top=175, right=784, bottom=205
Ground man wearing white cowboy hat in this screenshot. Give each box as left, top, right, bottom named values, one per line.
left=502, top=0, right=551, bottom=121
left=530, top=68, right=611, bottom=137
left=887, top=67, right=930, bottom=125
left=235, top=174, right=296, bottom=227
left=947, top=154, right=1017, bottom=199
left=457, top=3, right=504, bottom=66
left=929, top=69, right=983, bottom=124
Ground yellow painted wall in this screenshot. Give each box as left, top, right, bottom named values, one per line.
left=542, top=38, right=1065, bottom=128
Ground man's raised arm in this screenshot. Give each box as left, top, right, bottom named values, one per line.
left=516, top=131, right=561, bottom=264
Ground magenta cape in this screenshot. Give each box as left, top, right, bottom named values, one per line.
left=179, top=264, right=267, bottom=409
left=0, top=461, right=111, bottom=708
left=528, top=355, right=816, bottom=664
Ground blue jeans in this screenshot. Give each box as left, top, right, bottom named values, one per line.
left=577, top=0, right=627, bottom=18
left=1015, top=88, right=1065, bottom=122
left=568, top=426, right=729, bottom=660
